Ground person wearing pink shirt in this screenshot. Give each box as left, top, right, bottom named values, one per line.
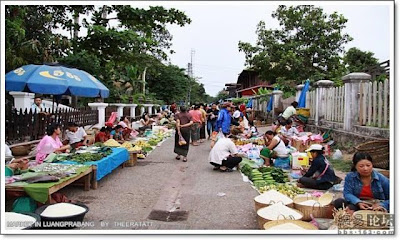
left=189, top=105, right=203, bottom=146
left=36, top=123, right=70, bottom=164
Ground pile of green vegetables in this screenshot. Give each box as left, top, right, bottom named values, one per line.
left=56, top=147, right=113, bottom=163
left=241, top=165, right=290, bottom=189
left=141, top=146, right=153, bottom=154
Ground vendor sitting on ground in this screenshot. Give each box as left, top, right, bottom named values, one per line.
left=209, top=134, right=243, bottom=172
left=110, top=125, right=125, bottom=143
left=333, top=152, right=389, bottom=214
left=159, top=111, right=170, bottom=125
left=138, top=112, right=153, bottom=132
left=279, top=119, right=299, bottom=145
left=260, top=131, right=290, bottom=169
left=95, top=126, right=112, bottom=143
left=245, top=120, right=258, bottom=138
left=36, top=123, right=70, bottom=164
left=297, top=144, right=340, bottom=190
left=64, top=122, right=92, bottom=148
left=118, top=116, right=137, bottom=140
left=231, top=116, right=246, bottom=135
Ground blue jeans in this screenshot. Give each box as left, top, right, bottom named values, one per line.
left=207, top=120, right=216, bottom=136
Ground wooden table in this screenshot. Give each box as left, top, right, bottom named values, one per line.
left=5, top=166, right=93, bottom=204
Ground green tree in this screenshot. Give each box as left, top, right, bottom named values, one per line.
left=215, top=90, right=229, bottom=102
left=238, top=5, right=353, bottom=90
left=5, top=6, right=73, bottom=72
left=146, top=64, right=190, bottom=104
left=343, top=47, right=379, bottom=73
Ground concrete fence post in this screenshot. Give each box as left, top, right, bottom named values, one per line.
left=272, top=90, right=283, bottom=119
left=9, top=91, right=35, bottom=112
left=126, top=104, right=137, bottom=119
left=88, top=102, right=109, bottom=128
left=314, top=80, right=334, bottom=126
left=113, top=103, right=126, bottom=120
left=342, top=73, right=371, bottom=131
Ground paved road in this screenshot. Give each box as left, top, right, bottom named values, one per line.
left=55, top=134, right=260, bottom=230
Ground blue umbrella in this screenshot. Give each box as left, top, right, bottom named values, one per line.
left=297, top=79, right=310, bottom=108
left=266, top=95, right=274, bottom=112
left=6, top=64, right=109, bottom=98
left=266, top=86, right=279, bottom=112
left=246, top=98, right=253, bottom=108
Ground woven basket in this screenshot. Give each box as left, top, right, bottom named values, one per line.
left=125, top=151, right=138, bottom=167
left=11, top=145, right=31, bottom=156
left=254, top=198, right=293, bottom=212
left=352, top=210, right=391, bottom=230
left=293, top=196, right=332, bottom=221
left=257, top=207, right=303, bottom=229
left=355, top=140, right=389, bottom=169
left=263, top=219, right=318, bottom=230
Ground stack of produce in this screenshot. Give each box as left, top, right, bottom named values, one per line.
left=234, top=138, right=265, bottom=146
left=240, top=163, right=253, bottom=177
left=120, top=142, right=142, bottom=152
left=259, top=183, right=305, bottom=199
left=104, top=139, right=121, bottom=147
left=259, top=167, right=289, bottom=183
left=57, top=147, right=113, bottom=163
left=250, top=169, right=266, bottom=189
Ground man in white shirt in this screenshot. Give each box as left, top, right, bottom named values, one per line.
left=31, top=96, right=49, bottom=115
left=64, top=122, right=90, bottom=148
left=209, top=135, right=243, bottom=172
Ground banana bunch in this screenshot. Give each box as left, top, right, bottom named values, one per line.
left=128, top=145, right=142, bottom=152
left=137, top=153, right=146, bottom=159
left=121, top=142, right=133, bottom=149
left=135, top=140, right=151, bottom=148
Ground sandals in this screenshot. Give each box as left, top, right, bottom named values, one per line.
left=220, top=168, right=233, bottom=172
left=182, top=158, right=188, bottom=162
left=213, top=166, right=220, bottom=171
left=175, top=156, right=181, bottom=160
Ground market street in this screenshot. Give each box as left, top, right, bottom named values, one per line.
left=56, top=133, right=260, bottom=230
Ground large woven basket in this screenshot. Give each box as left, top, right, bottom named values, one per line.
left=293, top=196, right=332, bottom=221
left=257, top=207, right=303, bottom=229
left=263, top=219, right=318, bottom=230
left=11, top=145, right=31, bottom=156
left=254, top=198, right=294, bottom=212
left=355, top=140, right=389, bottom=169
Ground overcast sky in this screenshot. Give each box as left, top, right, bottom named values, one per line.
left=153, top=1, right=392, bottom=97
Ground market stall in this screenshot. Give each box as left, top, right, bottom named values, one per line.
left=235, top=132, right=390, bottom=231
left=5, top=164, right=92, bottom=204
left=57, top=147, right=130, bottom=187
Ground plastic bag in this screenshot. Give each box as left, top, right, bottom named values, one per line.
left=247, top=147, right=260, bottom=159
left=332, top=149, right=343, bottom=160
left=178, top=133, right=187, bottom=146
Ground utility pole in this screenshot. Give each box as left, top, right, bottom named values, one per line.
left=186, top=49, right=195, bottom=106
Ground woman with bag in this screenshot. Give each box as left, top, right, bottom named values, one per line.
left=174, top=106, right=193, bottom=162
left=297, top=144, right=340, bottom=190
